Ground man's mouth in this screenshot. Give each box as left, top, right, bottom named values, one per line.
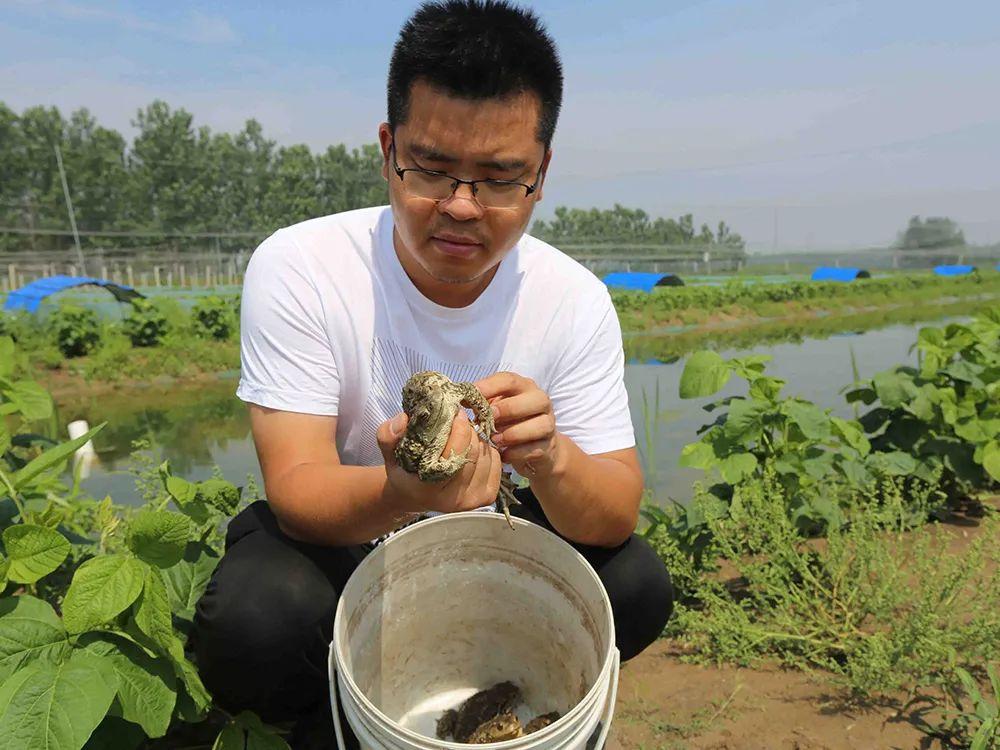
left=431, top=234, right=484, bottom=257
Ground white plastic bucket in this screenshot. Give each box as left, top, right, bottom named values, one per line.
left=329, top=512, right=619, bottom=750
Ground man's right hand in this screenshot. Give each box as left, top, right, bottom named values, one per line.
left=377, top=410, right=503, bottom=516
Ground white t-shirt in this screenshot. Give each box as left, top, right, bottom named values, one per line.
left=237, top=206, right=635, bottom=467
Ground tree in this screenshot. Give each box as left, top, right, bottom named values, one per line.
left=897, top=216, right=966, bottom=250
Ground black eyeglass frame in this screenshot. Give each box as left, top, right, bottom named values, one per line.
left=390, top=142, right=544, bottom=206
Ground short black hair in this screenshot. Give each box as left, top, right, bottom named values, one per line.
left=387, top=0, right=564, bottom=148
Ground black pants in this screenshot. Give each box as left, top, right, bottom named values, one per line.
left=192, top=489, right=674, bottom=747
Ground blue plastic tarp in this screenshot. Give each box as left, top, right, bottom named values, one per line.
left=810, top=267, right=870, bottom=281
left=602, top=272, right=683, bottom=292
left=933, top=265, right=976, bottom=276
left=3, top=275, right=143, bottom=313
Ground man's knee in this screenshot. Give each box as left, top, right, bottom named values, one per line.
left=591, top=533, right=674, bottom=662
left=192, top=530, right=338, bottom=717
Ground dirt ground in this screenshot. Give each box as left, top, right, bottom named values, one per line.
left=609, top=640, right=937, bottom=750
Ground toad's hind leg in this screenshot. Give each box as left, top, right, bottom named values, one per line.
left=498, top=472, right=520, bottom=530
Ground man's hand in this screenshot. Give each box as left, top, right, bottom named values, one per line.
left=377, top=410, right=503, bottom=515
left=475, top=371, right=565, bottom=479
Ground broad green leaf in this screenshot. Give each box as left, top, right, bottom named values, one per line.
left=133, top=566, right=175, bottom=653
left=832, top=417, right=870, bottom=456
left=679, top=351, right=731, bottom=399
left=80, top=634, right=177, bottom=738
left=872, top=370, right=917, bottom=408
left=0, top=649, right=117, bottom=750
left=723, top=400, right=767, bottom=443
left=127, top=511, right=191, bottom=568
left=10, top=423, right=105, bottom=493
left=0, top=557, right=7, bottom=589
left=237, top=711, right=292, bottom=750
left=214, top=723, right=245, bottom=750
left=197, top=479, right=241, bottom=515
left=168, top=641, right=212, bottom=716
left=782, top=401, right=831, bottom=441
left=748, top=376, right=785, bottom=403
left=982, top=441, right=1000, bottom=482
left=678, top=441, right=716, bottom=470
left=0, top=595, right=72, bottom=682
left=8, top=381, right=53, bottom=422
left=165, top=475, right=210, bottom=524
left=2, top=524, right=71, bottom=584
left=954, top=418, right=1000, bottom=445
left=870, top=451, right=918, bottom=476
left=164, top=474, right=197, bottom=507
left=719, top=452, right=757, bottom=483
left=844, top=386, right=877, bottom=405
left=162, top=543, right=220, bottom=620
left=63, top=555, right=146, bottom=634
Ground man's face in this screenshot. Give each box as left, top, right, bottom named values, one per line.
left=379, top=79, right=551, bottom=306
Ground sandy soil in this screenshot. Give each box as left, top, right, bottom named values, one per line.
left=610, top=641, right=936, bottom=750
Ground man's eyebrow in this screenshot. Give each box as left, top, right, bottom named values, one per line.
left=409, top=142, right=529, bottom=172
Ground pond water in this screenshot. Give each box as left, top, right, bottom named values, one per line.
left=54, top=319, right=943, bottom=507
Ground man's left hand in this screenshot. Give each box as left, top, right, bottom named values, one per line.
left=475, top=371, right=564, bottom=479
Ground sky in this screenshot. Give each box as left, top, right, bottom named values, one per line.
left=1, top=0, right=999, bottom=251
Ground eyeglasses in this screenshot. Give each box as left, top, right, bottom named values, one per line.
left=390, top=143, right=543, bottom=209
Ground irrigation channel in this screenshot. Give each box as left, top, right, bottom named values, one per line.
left=51, top=313, right=960, bottom=508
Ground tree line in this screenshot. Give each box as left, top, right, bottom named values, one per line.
left=0, top=100, right=744, bottom=254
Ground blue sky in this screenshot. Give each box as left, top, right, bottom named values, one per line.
left=2, top=0, right=999, bottom=249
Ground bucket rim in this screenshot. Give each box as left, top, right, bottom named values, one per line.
left=331, top=511, right=617, bottom=748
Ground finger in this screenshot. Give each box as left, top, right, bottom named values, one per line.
left=495, top=413, right=556, bottom=448
left=500, top=439, right=550, bottom=469
left=492, top=391, right=551, bottom=427
left=442, top=410, right=473, bottom=459
left=474, top=371, right=527, bottom=401
left=376, top=412, right=408, bottom=466
left=463, top=438, right=494, bottom=509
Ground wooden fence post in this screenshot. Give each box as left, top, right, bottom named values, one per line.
left=7, top=264, right=15, bottom=290
left=126, top=265, right=134, bottom=287
left=179, top=265, right=186, bottom=288
left=167, top=271, right=173, bottom=287
left=69, top=264, right=76, bottom=277
left=154, top=266, right=161, bottom=287
left=100, top=265, right=108, bottom=280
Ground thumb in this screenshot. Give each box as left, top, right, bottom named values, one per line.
left=377, top=412, right=408, bottom=465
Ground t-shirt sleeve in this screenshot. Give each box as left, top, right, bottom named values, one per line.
left=548, top=286, right=635, bottom=454
left=236, top=230, right=340, bottom=415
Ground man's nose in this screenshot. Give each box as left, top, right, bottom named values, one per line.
left=439, top=182, right=484, bottom=221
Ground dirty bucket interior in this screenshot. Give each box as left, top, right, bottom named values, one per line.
left=334, top=513, right=614, bottom=741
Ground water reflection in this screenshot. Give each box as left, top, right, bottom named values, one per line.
left=53, top=378, right=256, bottom=504
left=52, top=310, right=975, bottom=507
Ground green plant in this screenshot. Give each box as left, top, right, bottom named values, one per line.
left=847, top=307, right=1000, bottom=501
left=47, top=304, right=101, bottom=358
left=0, top=336, right=288, bottom=749
left=192, top=295, right=239, bottom=341
left=663, top=469, right=1000, bottom=697
left=122, top=298, right=172, bottom=347
left=913, top=665, right=1000, bottom=749
left=676, top=350, right=883, bottom=534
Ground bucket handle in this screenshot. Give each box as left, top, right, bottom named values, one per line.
left=592, top=648, right=620, bottom=750
left=329, top=644, right=349, bottom=750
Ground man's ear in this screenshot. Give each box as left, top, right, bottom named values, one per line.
left=534, top=148, right=553, bottom=204
left=378, top=123, right=393, bottom=181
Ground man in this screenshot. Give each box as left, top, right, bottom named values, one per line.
left=192, top=1, right=673, bottom=747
